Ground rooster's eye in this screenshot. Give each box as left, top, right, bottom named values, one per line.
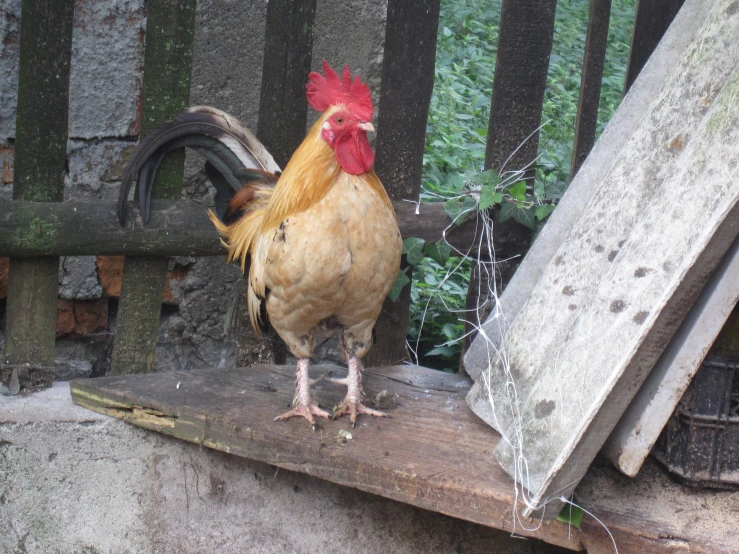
left=336, top=117, right=344, bottom=123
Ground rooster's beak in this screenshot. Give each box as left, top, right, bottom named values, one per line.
left=358, top=122, right=375, bottom=133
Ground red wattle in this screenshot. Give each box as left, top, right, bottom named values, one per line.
left=335, top=131, right=375, bottom=175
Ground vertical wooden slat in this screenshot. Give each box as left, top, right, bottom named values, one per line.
left=257, top=0, right=318, bottom=169
left=233, top=0, right=317, bottom=367
left=485, top=0, right=559, bottom=174
left=624, top=0, right=685, bottom=94
left=367, top=0, right=441, bottom=367
left=258, top=0, right=317, bottom=365
left=460, top=0, right=558, bottom=367
left=571, top=0, right=612, bottom=178
left=110, top=0, right=196, bottom=375
left=1, top=0, right=75, bottom=391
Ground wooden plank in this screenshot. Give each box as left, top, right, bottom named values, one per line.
left=1, top=0, right=75, bottom=392
left=624, top=0, right=686, bottom=94
left=485, top=0, right=557, bottom=175
left=604, top=233, right=739, bottom=475
left=253, top=0, right=317, bottom=364
left=460, top=0, right=557, bottom=357
left=111, top=0, right=196, bottom=376
left=69, top=364, right=739, bottom=553
left=256, top=0, right=317, bottom=168
left=478, top=48, right=739, bottom=519
left=0, top=199, right=498, bottom=258
left=463, top=0, right=714, bottom=384
left=570, top=0, right=612, bottom=178
left=368, top=0, right=441, bottom=366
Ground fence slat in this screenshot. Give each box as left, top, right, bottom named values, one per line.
left=485, top=0, right=558, bottom=174
left=571, top=0, right=612, bottom=178
left=257, top=0, right=317, bottom=168
left=368, top=0, right=441, bottom=366
left=1, top=0, right=75, bottom=392
left=231, top=0, right=318, bottom=366
left=624, top=0, right=685, bottom=94
left=110, top=0, right=197, bottom=376
left=461, top=0, right=558, bottom=368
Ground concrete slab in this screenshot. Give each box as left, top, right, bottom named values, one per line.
left=0, top=383, right=565, bottom=554
left=462, top=0, right=715, bottom=385
left=467, top=0, right=739, bottom=518
left=603, top=233, right=739, bottom=475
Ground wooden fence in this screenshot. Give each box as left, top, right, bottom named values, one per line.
left=0, top=0, right=684, bottom=391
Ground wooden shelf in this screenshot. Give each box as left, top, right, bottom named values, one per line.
left=70, top=364, right=738, bottom=553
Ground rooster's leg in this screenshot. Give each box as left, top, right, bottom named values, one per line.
left=333, top=357, right=386, bottom=425
left=274, top=358, right=331, bottom=425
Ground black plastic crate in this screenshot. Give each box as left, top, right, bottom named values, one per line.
left=652, top=356, right=739, bottom=489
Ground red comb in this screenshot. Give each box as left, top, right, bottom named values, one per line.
left=306, top=61, right=374, bottom=121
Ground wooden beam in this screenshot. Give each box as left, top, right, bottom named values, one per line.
left=1, top=0, right=75, bottom=392
left=461, top=0, right=557, bottom=366
left=369, top=0, right=441, bottom=367
left=570, top=0, right=612, bottom=178
left=253, top=0, right=317, bottom=364
left=0, top=200, right=486, bottom=258
left=111, top=0, right=197, bottom=376
left=485, top=0, right=558, bottom=175
left=624, top=0, right=685, bottom=94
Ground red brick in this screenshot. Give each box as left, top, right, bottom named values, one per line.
left=0, top=145, right=13, bottom=184
left=56, top=299, right=108, bottom=339
left=96, top=255, right=188, bottom=302
left=96, top=255, right=124, bottom=297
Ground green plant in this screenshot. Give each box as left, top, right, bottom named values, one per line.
left=405, top=0, right=637, bottom=372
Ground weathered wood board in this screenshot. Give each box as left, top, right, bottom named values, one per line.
left=369, top=0, right=441, bottom=366
left=0, top=200, right=480, bottom=257
left=604, top=233, right=739, bottom=475
left=467, top=0, right=739, bottom=519
left=1, top=0, right=75, bottom=392
left=463, top=0, right=714, bottom=384
left=69, top=365, right=739, bottom=553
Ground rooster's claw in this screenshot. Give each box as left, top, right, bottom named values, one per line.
left=333, top=400, right=387, bottom=425
left=274, top=403, right=331, bottom=426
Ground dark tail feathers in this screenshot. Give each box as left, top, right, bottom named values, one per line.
left=117, top=106, right=281, bottom=226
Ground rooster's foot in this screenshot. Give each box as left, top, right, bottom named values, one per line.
left=333, top=399, right=387, bottom=426
left=274, top=403, right=331, bottom=426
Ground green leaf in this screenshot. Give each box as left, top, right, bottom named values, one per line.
left=557, top=504, right=584, bottom=530
left=442, top=322, right=458, bottom=339
left=426, top=346, right=456, bottom=357
left=444, top=196, right=477, bottom=226
left=479, top=185, right=503, bottom=210
left=446, top=173, right=466, bottom=192
left=388, top=270, right=410, bottom=302
left=498, top=202, right=517, bottom=222
left=509, top=180, right=527, bottom=202
left=470, top=168, right=501, bottom=187
left=403, top=237, right=426, bottom=266
left=424, top=240, right=452, bottom=265
left=512, top=205, right=537, bottom=230
left=535, top=203, right=556, bottom=221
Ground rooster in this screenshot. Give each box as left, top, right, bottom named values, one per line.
left=118, top=62, right=402, bottom=426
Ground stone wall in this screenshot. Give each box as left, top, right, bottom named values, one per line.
left=0, top=0, right=387, bottom=378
